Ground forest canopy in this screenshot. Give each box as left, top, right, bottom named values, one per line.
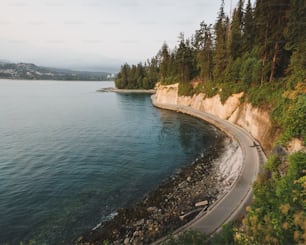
left=115, top=0, right=305, bottom=90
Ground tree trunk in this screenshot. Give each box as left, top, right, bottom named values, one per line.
left=261, top=51, right=267, bottom=86
left=261, top=24, right=269, bottom=86
left=269, top=40, right=279, bottom=82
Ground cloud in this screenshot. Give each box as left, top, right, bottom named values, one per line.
left=0, top=0, right=240, bottom=69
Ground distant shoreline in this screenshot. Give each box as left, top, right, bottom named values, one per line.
left=97, top=87, right=156, bottom=94
left=0, top=78, right=110, bottom=82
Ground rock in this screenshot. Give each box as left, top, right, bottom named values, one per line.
left=147, top=207, right=158, bottom=213
left=272, top=144, right=287, bottom=156
left=134, top=219, right=145, bottom=227
left=195, top=200, right=208, bottom=207
left=124, top=238, right=130, bottom=245
left=75, top=236, right=83, bottom=243
left=77, top=129, right=225, bottom=245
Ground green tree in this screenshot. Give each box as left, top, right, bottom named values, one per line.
left=135, top=63, right=145, bottom=88
left=242, top=152, right=306, bottom=245
left=254, top=0, right=290, bottom=83
left=284, top=0, right=306, bottom=85
left=176, top=37, right=197, bottom=83
left=159, top=43, right=170, bottom=82
left=282, top=95, right=306, bottom=143
left=230, top=0, right=244, bottom=59
left=230, top=8, right=242, bottom=60
left=194, top=21, right=214, bottom=81
left=115, top=63, right=130, bottom=89
left=242, top=0, right=254, bottom=53
left=213, top=0, right=229, bottom=82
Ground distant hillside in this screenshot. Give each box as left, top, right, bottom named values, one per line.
left=0, top=61, right=115, bottom=81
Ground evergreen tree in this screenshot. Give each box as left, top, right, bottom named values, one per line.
left=115, top=63, right=130, bottom=89
left=254, top=0, right=272, bottom=83
left=242, top=0, right=254, bottom=53
left=230, top=7, right=243, bottom=60
left=159, top=43, right=170, bottom=82
left=176, top=37, right=196, bottom=83
left=284, top=0, right=306, bottom=84
left=194, top=21, right=214, bottom=81
left=213, top=0, right=229, bottom=82
left=268, top=0, right=290, bottom=82
left=285, top=0, right=306, bottom=50
left=135, top=63, right=144, bottom=88
left=254, top=0, right=290, bottom=83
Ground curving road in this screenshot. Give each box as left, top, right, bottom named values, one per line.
left=151, top=95, right=266, bottom=241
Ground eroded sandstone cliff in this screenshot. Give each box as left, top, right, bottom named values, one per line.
left=155, top=83, right=279, bottom=152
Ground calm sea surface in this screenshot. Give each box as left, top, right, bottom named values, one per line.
left=0, top=80, right=223, bottom=244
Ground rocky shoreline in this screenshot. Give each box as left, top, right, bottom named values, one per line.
left=76, top=136, right=228, bottom=245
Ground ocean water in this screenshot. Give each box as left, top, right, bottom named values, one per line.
left=0, top=80, right=224, bottom=244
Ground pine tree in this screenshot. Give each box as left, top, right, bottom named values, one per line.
left=268, top=0, right=290, bottom=82
left=285, top=0, right=306, bottom=50
left=230, top=7, right=243, bottom=60
left=159, top=43, right=170, bottom=82
left=254, top=0, right=270, bottom=83
left=242, top=0, right=254, bottom=53
left=237, top=0, right=244, bottom=28
left=194, top=22, right=214, bottom=81
left=135, top=63, right=144, bottom=88
left=213, top=0, right=229, bottom=81
left=115, top=64, right=130, bottom=89
left=254, top=0, right=290, bottom=83
left=284, top=0, right=306, bottom=84
left=175, top=37, right=196, bottom=83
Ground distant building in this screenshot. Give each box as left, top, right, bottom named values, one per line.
left=107, top=73, right=116, bottom=80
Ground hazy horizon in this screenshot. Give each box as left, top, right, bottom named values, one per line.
left=1, top=0, right=243, bottom=72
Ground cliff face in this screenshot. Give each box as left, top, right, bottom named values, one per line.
left=155, top=83, right=278, bottom=152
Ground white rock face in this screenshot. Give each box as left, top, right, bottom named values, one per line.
left=155, top=83, right=178, bottom=105
left=229, top=103, right=274, bottom=150
left=287, top=138, right=306, bottom=153
left=155, top=83, right=276, bottom=151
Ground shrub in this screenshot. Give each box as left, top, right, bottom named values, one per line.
left=178, top=82, right=194, bottom=96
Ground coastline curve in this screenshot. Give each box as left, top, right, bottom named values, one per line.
left=151, top=94, right=266, bottom=243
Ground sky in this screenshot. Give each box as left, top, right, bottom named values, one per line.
left=0, top=0, right=242, bottom=71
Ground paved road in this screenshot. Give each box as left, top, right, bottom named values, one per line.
left=151, top=96, right=266, bottom=241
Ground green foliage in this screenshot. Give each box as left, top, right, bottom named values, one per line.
left=247, top=81, right=284, bottom=107
left=164, top=230, right=208, bottom=245
left=238, top=152, right=306, bottom=245
left=242, top=0, right=254, bottom=53
left=177, top=36, right=199, bottom=83
left=210, top=223, right=235, bottom=245
left=194, top=81, right=219, bottom=98
left=266, top=155, right=282, bottom=172
left=218, top=82, right=247, bottom=103
left=194, top=21, right=214, bottom=81
left=178, top=82, right=194, bottom=96
left=286, top=42, right=306, bottom=86
left=163, top=223, right=235, bottom=245
left=115, top=61, right=158, bottom=89
left=280, top=95, right=306, bottom=144
left=195, top=81, right=247, bottom=104
left=213, top=1, right=229, bottom=82
left=239, top=51, right=261, bottom=84
left=161, top=75, right=180, bottom=85
left=230, top=5, right=243, bottom=60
